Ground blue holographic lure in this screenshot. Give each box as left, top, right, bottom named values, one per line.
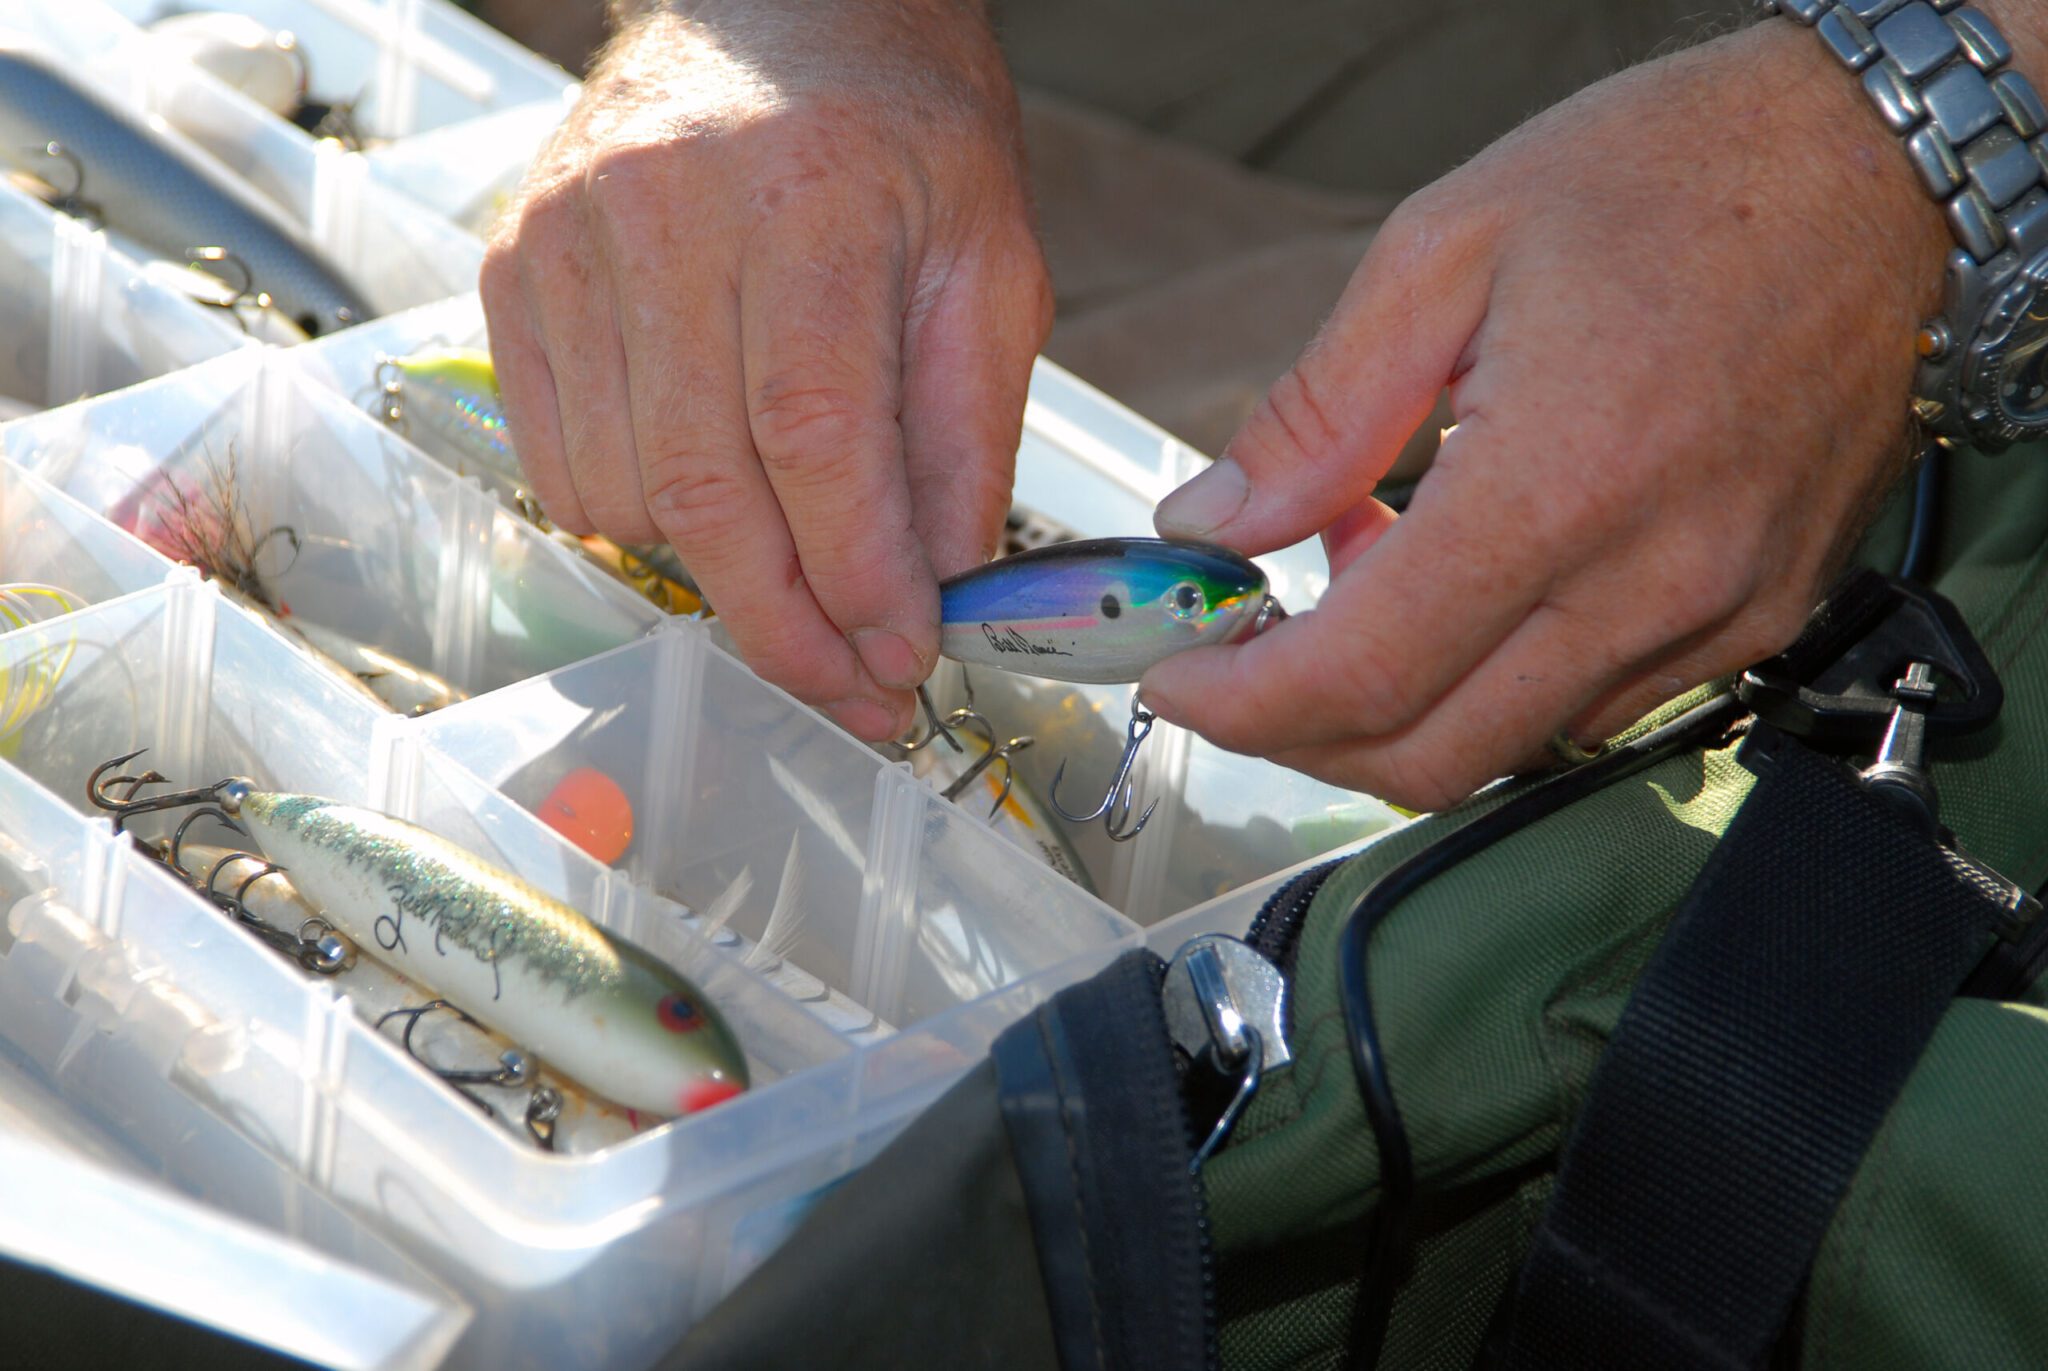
left=939, top=537, right=1281, bottom=684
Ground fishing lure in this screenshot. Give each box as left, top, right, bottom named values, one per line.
left=148, top=13, right=307, bottom=121
left=120, top=450, right=465, bottom=716
left=939, top=537, right=1279, bottom=685
left=93, top=757, right=750, bottom=1119
left=571, top=534, right=707, bottom=618
left=938, top=538, right=1286, bottom=841
left=376, top=348, right=521, bottom=487
left=376, top=350, right=716, bottom=619
left=0, top=41, right=371, bottom=334
left=161, top=835, right=637, bottom=1150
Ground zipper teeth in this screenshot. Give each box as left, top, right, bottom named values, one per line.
left=1245, top=857, right=1346, bottom=971
left=1189, top=860, right=1343, bottom=1368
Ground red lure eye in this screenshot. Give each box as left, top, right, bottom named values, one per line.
left=657, top=994, right=702, bottom=1033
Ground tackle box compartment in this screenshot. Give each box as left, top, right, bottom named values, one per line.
left=0, top=699, right=469, bottom=1371
left=0, top=456, right=179, bottom=613
left=0, top=575, right=1140, bottom=1369
left=0, top=0, right=490, bottom=318
left=0, top=347, right=663, bottom=699
left=98, top=0, right=580, bottom=142
left=0, top=176, right=253, bottom=414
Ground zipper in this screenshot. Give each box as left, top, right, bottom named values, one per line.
left=1245, top=855, right=1350, bottom=976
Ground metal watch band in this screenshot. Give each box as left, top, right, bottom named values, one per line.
left=1763, top=0, right=2048, bottom=267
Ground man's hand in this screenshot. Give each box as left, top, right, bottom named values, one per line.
left=1141, top=17, right=1975, bottom=812
left=482, top=0, right=1050, bottom=740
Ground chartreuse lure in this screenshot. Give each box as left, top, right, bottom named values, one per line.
left=126, top=773, right=750, bottom=1117
left=939, top=537, right=1276, bottom=684
left=379, top=347, right=520, bottom=487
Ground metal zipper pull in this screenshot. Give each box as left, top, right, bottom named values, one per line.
left=1163, top=934, right=1293, bottom=1174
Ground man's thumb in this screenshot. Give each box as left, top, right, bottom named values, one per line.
left=1154, top=208, right=1490, bottom=553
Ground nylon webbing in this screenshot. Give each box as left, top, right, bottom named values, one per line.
left=1498, top=735, right=2007, bottom=1370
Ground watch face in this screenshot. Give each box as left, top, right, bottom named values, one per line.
left=1995, top=295, right=2048, bottom=425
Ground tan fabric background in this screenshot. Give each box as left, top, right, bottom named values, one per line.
left=471, top=0, right=1736, bottom=456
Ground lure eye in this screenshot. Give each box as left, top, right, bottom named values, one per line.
left=1100, top=593, right=1121, bottom=620
left=657, top=994, right=703, bottom=1033
left=1167, top=581, right=1205, bottom=621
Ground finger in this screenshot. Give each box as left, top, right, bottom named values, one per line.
left=480, top=228, right=584, bottom=533
left=1143, top=417, right=1560, bottom=750
left=1322, top=497, right=1400, bottom=577
left=739, top=205, right=938, bottom=692
left=1153, top=198, right=1494, bottom=554
left=593, top=162, right=908, bottom=738
left=1251, top=598, right=1651, bottom=810
left=528, top=186, right=659, bottom=546
left=900, top=238, right=1050, bottom=578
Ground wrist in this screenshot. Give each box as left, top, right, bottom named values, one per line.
left=1726, top=18, right=1956, bottom=315
left=1761, top=1, right=2048, bottom=446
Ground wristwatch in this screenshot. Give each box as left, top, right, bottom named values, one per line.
left=1765, top=0, right=2048, bottom=451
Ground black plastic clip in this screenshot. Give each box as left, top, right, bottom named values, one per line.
left=1736, top=570, right=2003, bottom=752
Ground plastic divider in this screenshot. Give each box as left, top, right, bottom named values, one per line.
left=0, top=177, right=250, bottom=413
left=404, top=620, right=1140, bottom=1030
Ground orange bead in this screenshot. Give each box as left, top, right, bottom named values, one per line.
left=539, top=765, right=634, bottom=865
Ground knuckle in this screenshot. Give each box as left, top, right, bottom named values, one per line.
left=478, top=244, right=522, bottom=314
left=1246, top=367, right=1346, bottom=466
left=641, top=456, right=748, bottom=550
left=585, top=143, right=674, bottom=221
left=749, top=381, right=889, bottom=475
left=513, top=185, right=582, bottom=251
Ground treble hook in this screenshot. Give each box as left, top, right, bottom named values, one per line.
left=28, top=142, right=101, bottom=222
left=906, top=685, right=963, bottom=754
left=376, top=1000, right=534, bottom=1090
left=941, top=733, right=1035, bottom=821
left=201, top=848, right=351, bottom=975
left=171, top=806, right=249, bottom=869
left=1049, top=695, right=1159, bottom=842
left=87, top=750, right=237, bottom=834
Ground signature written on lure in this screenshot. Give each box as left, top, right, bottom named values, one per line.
left=379, top=878, right=508, bottom=999
left=981, top=624, right=1073, bottom=658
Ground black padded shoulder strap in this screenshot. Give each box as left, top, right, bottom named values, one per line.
left=1497, top=736, right=2010, bottom=1370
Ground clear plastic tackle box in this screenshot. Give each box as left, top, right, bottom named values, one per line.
left=0, top=2, right=1409, bottom=1367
